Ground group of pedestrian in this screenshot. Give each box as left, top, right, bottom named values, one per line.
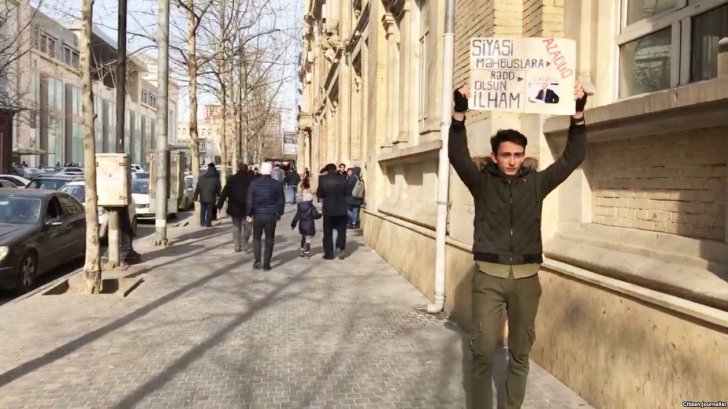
left=317, top=163, right=365, bottom=229
left=193, top=158, right=363, bottom=270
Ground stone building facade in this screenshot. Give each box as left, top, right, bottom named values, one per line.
left=13, top=8, right=179, bottom=169
left=298, top=1, right=728, bottom=407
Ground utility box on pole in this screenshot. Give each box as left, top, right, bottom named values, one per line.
left=96, top=153, right=131, bottom=206
left=96, top=153, right=131, bottom=268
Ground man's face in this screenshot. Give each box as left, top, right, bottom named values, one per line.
left=491, top=141, right=526, bottom=177
left=339, top=165, right=345, bottom=173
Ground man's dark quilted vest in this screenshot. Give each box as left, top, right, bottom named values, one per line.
left=473, top=165, right=544, bottom=265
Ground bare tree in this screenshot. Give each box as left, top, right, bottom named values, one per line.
left=196, top=0, right=295, bottom=168
left=170, top=0, right=212, bottom=225
left=79, top=0, right=101, bottom=293
left=0, top=2, right=45, bottom=130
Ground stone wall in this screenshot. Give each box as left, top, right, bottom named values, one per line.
left=590, top=129, right=726, bottom=241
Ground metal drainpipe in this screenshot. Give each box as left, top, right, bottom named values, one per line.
left=428, top=0, right=455, bottom=314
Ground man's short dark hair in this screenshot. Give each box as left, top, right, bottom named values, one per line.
left=490, top=129, right=528, bottom=153
left=339, top=163, right=346, bottom=168
left=326, top=163, right=338, bottom=173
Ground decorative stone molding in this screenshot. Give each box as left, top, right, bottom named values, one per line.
left=382, top=13, right=396, bottom=37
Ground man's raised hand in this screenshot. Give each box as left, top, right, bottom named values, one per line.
left=574, top=80, right=587, bottom=113
left=454, top=84, right=470, bottom=113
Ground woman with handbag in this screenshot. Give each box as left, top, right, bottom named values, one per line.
left=291, top=191, right=322, bottom=258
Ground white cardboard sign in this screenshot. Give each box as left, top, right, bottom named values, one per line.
left=469, top=37, right=576, bottom=115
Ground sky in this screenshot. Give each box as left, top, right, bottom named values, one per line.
left=35, top=0, right=302, bottom=132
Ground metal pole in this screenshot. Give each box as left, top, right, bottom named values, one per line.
left=427, top=0, right=455, bottom=314
left=154, top=0, right=170, bottom=245
left=109, top=0, right=140, bottom=265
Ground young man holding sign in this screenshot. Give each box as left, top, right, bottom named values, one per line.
left=449, top=82, right=587, bottom=409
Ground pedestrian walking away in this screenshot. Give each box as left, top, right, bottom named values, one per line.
left=346, top=166, right=364, bottom=229
left=271, top=163, right=285, bottom=184
left=284, top=169, right=301, bottom=204
left=290, top=191, right=322, bottom=258
left=317, top=163, right=350, bottom=260
left=246, top=162, right=285, bottom=271
left=218, top=161, right=254, bottom=252
left=194, top=163, right=222, bottom=227
left=449, top=81, right=589, bottom=409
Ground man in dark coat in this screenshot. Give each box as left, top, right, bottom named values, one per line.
left=246, top=162, right=285, bottom=271
left=346, top=166, right=364, bottom=229
left=218, top=161, right=253, bottom=252
left=316, top=163, right=350, bottom=260
left=193, top=163, right=221, bottom=227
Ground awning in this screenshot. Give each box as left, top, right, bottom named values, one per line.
left=12, top=147, right=49, bottom=155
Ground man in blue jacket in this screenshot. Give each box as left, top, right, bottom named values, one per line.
left=246, top=162, right=285, bottom=271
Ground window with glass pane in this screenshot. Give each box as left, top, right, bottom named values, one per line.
left=691, top=4, right=728, bottom=82
left=48, top=116, right=63, bottom=165
left=72, top=123, right=83, bottom=165
left=106, top=101, right=116, bottom=152
left=626, top=0, right=677, bottom=24
left=94, top=97, right=103, bottom=150
left=48, top=37, right=56, bottom=58
left=125, top=110, right=131, bottom=154
left=47, top=77, right=55, bottom=110
left=619, top=27, right=672, bottom=97
left=134, top=113, right=142, bottom=164
left=54, top=79, right=63, bottom=111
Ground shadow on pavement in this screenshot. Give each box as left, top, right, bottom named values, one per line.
left=112, top=264, right=316, bottom=408
left=0, top=255, right=243, bottom=389
left=0, top=258, right=84, bottom=307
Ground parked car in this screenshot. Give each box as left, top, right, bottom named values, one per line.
left=0, top=180, right=17, bottom=188
left=0, top=175, right=30, bottom=188
left=59, top=181, right=138, bottom=239
left=0, top=189, right=86, bottom=293
left=131, top=179, right=177, bottom=219
left=54, top=167, right=84, bottom=176
left=25, top=175, right=83, bottom=191
left=131, top=171, right=149, bottom=180
left=131, top=164, right=144, bottom=173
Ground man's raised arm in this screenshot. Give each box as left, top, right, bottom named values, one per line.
left=448, top=85, right=480, bottom=194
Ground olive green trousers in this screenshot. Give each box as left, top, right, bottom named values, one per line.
left=470, top=271, right=542, bottom=409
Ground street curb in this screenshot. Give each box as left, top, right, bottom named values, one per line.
left=2, top=215, right=233, bottom=309
left=1, top=265, right=84, bottom=309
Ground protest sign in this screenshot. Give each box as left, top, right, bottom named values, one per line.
left=469, top=37, right=576, bottom=115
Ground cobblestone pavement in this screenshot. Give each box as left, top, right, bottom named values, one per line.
left=0, top=207, right=594, bottom=409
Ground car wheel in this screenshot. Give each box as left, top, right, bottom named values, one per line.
left=131, top=216, right=138, bottom=237
left=15, top=252, right=37, bottom=295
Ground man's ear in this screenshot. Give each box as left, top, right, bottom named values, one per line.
left=490, top=152, right=497, bottom=164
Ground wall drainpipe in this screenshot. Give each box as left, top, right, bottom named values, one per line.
left=428, top=0, right=456, bottom=314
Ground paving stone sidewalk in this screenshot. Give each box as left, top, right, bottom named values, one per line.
left=0, top=207, right=594, bottom=409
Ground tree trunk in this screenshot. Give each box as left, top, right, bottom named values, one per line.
left=80, top=0, right=101, bottom=294
left=187, top=0, right=202, bottom=225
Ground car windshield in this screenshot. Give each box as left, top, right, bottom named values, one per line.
left=133, top=171, right=149, bottom=179
left=60, top=185, right=86, bottom=202
left=26, top=178, right=69, bottom=190
left=0, top=195, right=42, bottom=224
left=132, top=180, right=149, bottom=194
